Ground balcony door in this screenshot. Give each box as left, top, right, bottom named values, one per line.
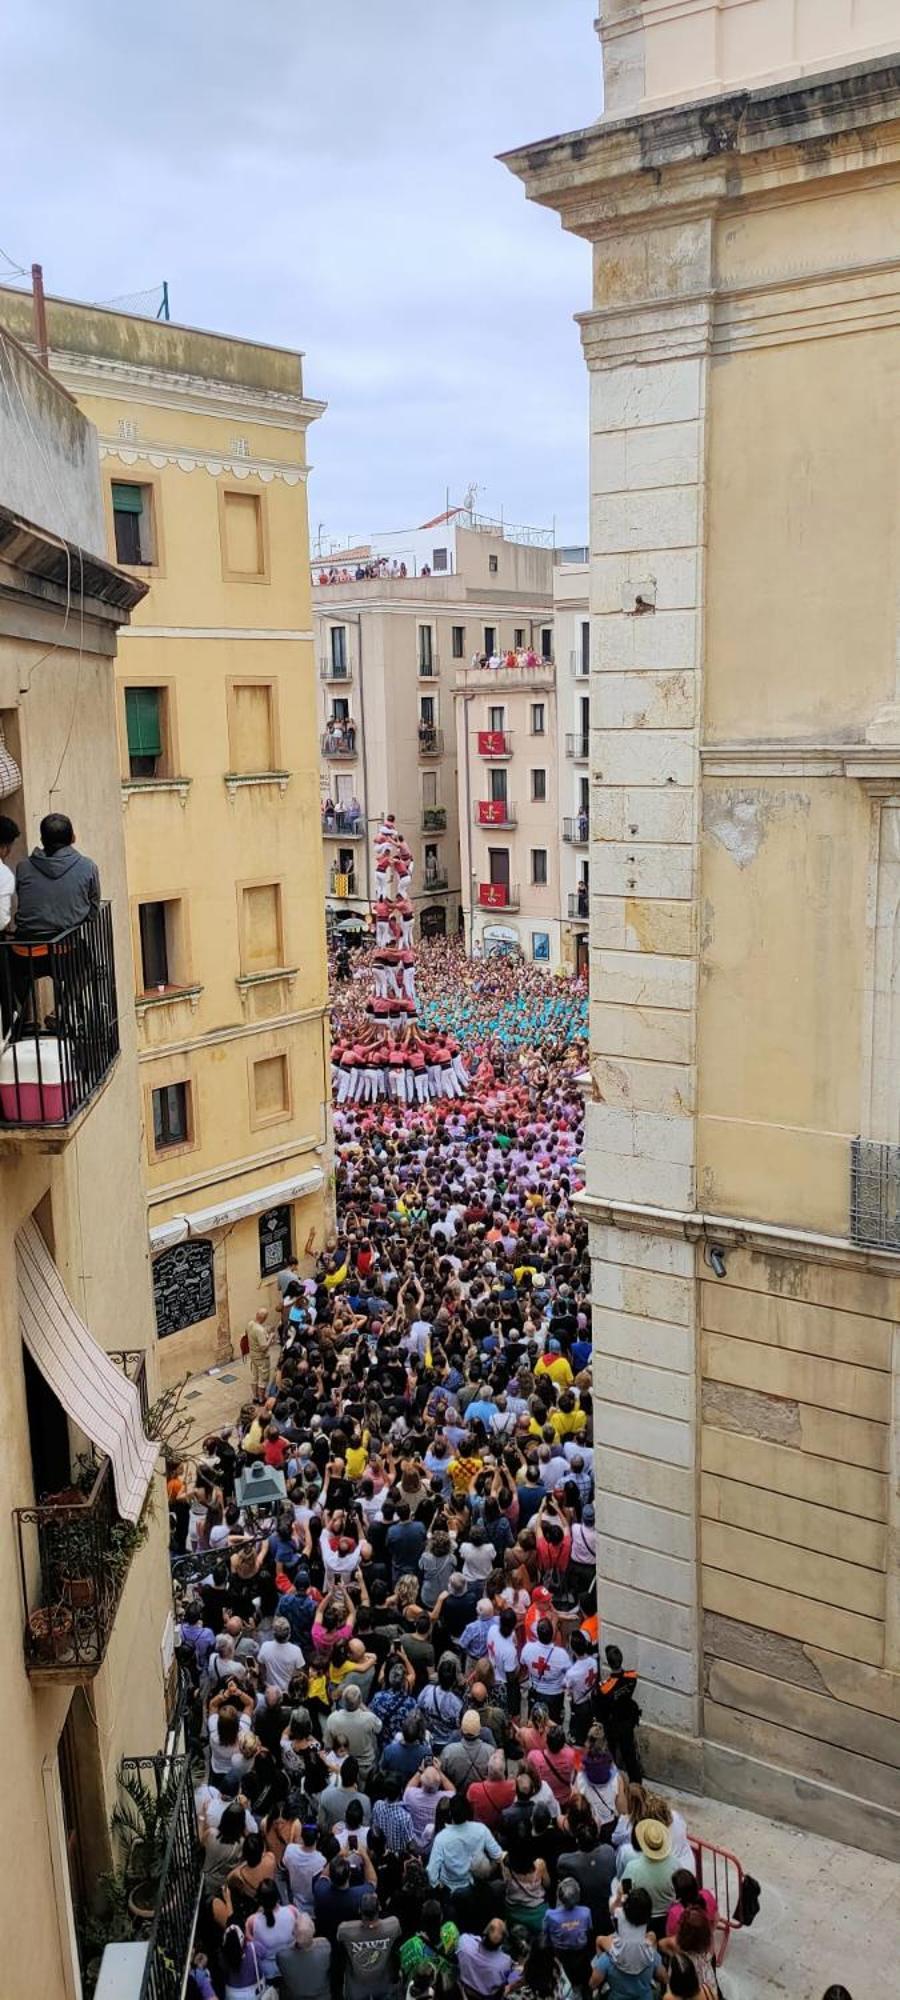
left=489, top=847, right=510, bottom=889
left=489, top=768, right=508, bottom=805
left=24, top=1345, right=70, bottom=1498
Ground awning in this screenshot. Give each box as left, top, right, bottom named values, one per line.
left=148, top=1163, right=325, bottom=1250
left=17, top=1219, right=157, bottom=1524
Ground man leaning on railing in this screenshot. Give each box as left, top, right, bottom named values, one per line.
left=14, top=813, right=100, bottom=940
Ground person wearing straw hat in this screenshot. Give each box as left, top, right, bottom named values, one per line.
left=617, top=1817, right=678, bottom=1924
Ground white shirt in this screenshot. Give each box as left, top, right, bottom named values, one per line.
left=257, top=1636, right=305, bottom=1692
left=521, top=1639, right=571, bottom=1696
left=487, top=1623, right=519, bottom=1676
left=0, top=857, right=14, bottom=931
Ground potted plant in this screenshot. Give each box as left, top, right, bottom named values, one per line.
left=112, top=1761, right=182, bottom=1924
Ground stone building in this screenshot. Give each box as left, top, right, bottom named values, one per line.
left=0, top=286, right=332, bottom=1380
left=505, top=6, right=900, bottom=1856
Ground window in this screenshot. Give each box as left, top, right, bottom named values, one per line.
left=514, top=628, right=525, bottom=650
left=112, top=481, right=155, bottom=565
left=228, top=681, right=275, bottom=773
left=581, top=620, right=591, bottom=675
left=252, top=1053, right=290, bottom=1124
left=330, top=626, right=348, bottom=672
left=418, top=625, right=434, bottom=672
left=422, top=770, right=437, bottom=808
left=541, top=627, right=553, bottom=661
left=532, top=932, right=550, bottom=962
left=531, top=703, right=545, bottom=735
left=579, top=775, right=589, bottom=814
left=488, top=848, right=510, bottom=887
left=125, top=685, right=167, bottom=778
left=152, top=1081, right=190, bottom=1151
left=452, top=625, right=465, bottom=659
left=241, top=882, right=284, bottom=975
left=420, top=694, right=435, bottom=726
left=331, top=697, right=350, bottom=722
left=531, top=769, right=547, bottom=802
left=484, top=626, right=496, bottom=656
left=489, top=768, right=508, bottom=805
left=138, top=899, right=183, bottom=993
left=221, top=489, right=265, bottom=577
left=432, top=547, right=448, bottom=573
left=488, top=706, right=505, bottom=732
left=531, top=848, right=548, bottom=886
left=489, top=553, right=499, bottom=574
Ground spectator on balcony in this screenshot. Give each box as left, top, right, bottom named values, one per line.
left=0, top=813, right=19, bottom=933
left=14, top=813, right=100, bottom=940
left=577, top=808, right=589, bottom=842
left=347, top=796, right=363, bottom=831
left=323, top=797, right=337, bottom=831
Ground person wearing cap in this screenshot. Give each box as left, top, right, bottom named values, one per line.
left=440, top=1710, right=493, bottom=1787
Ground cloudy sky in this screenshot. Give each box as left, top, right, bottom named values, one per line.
left=0, top=1, right=598, bottom=551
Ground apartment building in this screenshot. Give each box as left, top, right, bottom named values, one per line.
left=506, top=1, right=900, bottom=1858
left=553, top=561, right=591, bottom=976
left=0, top=328, right=172, bottom=1996
left=0, top=286, right=332, bottom=1382
left=315, top=511, right=554, bottom=941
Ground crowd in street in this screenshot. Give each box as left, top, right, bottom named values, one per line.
left=333, top=939, right=588, bottom=1068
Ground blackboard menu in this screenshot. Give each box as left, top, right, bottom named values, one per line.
left=153, top=1239, right=215, bottom=1338
left=259, top=1203, right=293, bottom=1280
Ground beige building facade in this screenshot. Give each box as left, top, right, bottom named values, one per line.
left=0, top=329, right=171, bottom=1995
left=316, top=517, right=555, bottom=947
left=0, top=288, right=332, bottom=1381
left=506, top=17, right=900, bottom=1856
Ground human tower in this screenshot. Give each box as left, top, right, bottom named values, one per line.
left=331, top=814, right=469, bottom=1105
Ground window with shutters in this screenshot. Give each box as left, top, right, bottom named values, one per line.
left=227, top=681, right=277, bottom=774
left=240, top=882, right=285, bottom=975
left=124, top=685, right=169, bottom=778
left=112, top=481, right=155, bottom=565
left=220, top=488, right=267, bottom=579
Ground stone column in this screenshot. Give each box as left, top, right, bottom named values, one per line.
left=581, top=225, right=712, bottom=1771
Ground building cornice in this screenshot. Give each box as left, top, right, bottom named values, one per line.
left=99, top=440, right=307, bottom=485
left=576, top=1190, right=900, bottom=1278
left=50, top=348, right=326, bottom=433
left=313, top=595, right=553, bottom=618
left=701, top=742, right=900, bottom=786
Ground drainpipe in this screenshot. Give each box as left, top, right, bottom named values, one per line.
left=460, top=688, right=475, bottom=957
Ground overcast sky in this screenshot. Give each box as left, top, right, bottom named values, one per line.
left=0, top=1, right=597, bottom=550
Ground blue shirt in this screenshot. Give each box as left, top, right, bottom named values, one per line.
left=427, top=1821, right=502, bottom=1893
left=544, top=1903, right=593, bottom=1953
left=591, top=1950, right=662, bottom=2000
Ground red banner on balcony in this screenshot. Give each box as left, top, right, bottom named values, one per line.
left=478, top=730, right=507, bottom=757
left=479, top=882, right=509, bottom=907
left=477, top=800, right=508, bottom=824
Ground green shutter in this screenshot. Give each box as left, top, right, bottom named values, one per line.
left=125, top=687, right=162, bottom=758
left=112, top=482, right=144, bottom=514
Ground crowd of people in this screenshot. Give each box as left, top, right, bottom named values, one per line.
left=317, top=557, right=409, bottom=584
left=469, top=649, right=550, bottom=673
left=333, top=939, right=588, bottom=1069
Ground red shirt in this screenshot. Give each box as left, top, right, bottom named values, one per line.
left=264, top=1436, right=289, bottom=1469
left=468, top=1776, right=516, bottom=1831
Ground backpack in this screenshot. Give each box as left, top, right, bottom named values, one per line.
left=734, top=1874, right=761, bottom=1926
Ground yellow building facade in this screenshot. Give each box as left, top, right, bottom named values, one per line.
left=507, top=16, right=900, bottom=1856
left=0, top=289, right=332, bottom=1379
left=0, top=328, right=171, bottom=1995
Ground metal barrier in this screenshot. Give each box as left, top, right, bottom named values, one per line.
left=690, top=1835, right=745, bottom=1966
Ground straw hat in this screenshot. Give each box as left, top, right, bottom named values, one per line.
left=635, top=1819, right=672, bottom=1861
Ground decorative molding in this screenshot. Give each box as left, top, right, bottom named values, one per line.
left=701, top=743, right=900, bottom=784
left=99, top=441, right=306, bottom=485
left=121, top=625, right=314, bottom=641
left=121, top=776, right=191, bottom=807
left=576, top=1190, right=900, bottom=1278
left=235, top=966, right=298, bottom=1014
left=51, top=347, right=326, bottom=433
left=136, top=1001, right=328, bottom=1063
left=135, top=983, right=203, bottom=1018
left=224, top=770, right=291, bottom=800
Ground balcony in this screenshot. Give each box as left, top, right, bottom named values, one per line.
left=418, top=725, right=443, bottom=757
left=570, top=648, right=590, bottom=679
left=14, top=1354, right=149, bottom=1680
left=111, top=1751, right=203, bottom=2000
left=479, top=882, right=520, bottom=911
left=0, top=905, right=119, bottom=1145
left=850, top=1137, right=900, bottom=1249
left=321, top=725, right=358, bottom=758
left=477, top=729, right=513, bottom=759
left=568, top=890, right=590, bottom=922
left=321, top=808, right=364, bottom=838
left=566, top=733, right=590, bottom=760
left=329, top=864, right=358, bottom=898
left=563, top=816, right=590, bottom=844
left=423, top=868, right=449, bottom=892
left=457, top=655, right=555, bottom=693
left=477, top=800, right=516, bottom=828
left=422, top=806, right=447, bottom=833
left=319, top=656, right=352, bottom=682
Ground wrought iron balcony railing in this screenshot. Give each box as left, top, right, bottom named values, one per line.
left=568, top=890, right=590, bottom=920
left=479, top=882, right=520, bottom=911
left=422, top=806, right=447, bottom=832
left=117, top=1753, right=202, bottom=2000
left=321, top=726, right=359, bottom=757
left=477, top=729, right=512, bottom=758
left=15, top=1353, right=148, bottom=1678
left=418, top=725, right=443, bottom=756
left=563, top=816, right=590, bottom=843
left=319, top=656, right=351, bottom=680
left=423, top=868, right=449, bottom=891
left=477, top=800, right=516, bottom=827
left=0, top=904, right=119, bottom=1133
left=329, top=864, right=358, bottom=898
left=321, top=808, right=364, bottom=837
left=566, top=733, right=590, bottom=760
left=850, top=1137, right=900, bottom=1249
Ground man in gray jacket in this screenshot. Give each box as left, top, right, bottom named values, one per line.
left=14, top=814, right=100, bottom=940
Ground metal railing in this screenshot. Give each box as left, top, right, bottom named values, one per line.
left=321, top=808, right=364, bottom=837
left=423, top=869, right=449, bottom=891
left=119, top=1753, right=202, bottom=2000
left=476, top=801, right=516, bottom=826
left=850, top=1137, right=900, bottom=1249
left=108, top=1349, right=150, bottom=1423
left=477, top=730, right=513, bottom=757
left=570, top=647, right=591, bottom=678
left=321, top=727, right=359, bottom=757
left=422, top=807, right=447, bottom=832
left=566, top=733, right=590, bottom=759
left=418, top=655, right=440, bottom=678
left=329, top=864, right=358, bottom=898
left=568, top=890, right=590, bottom=920
left=563, top=816, right=590, bottom=843
left=418, top=725, right=443, bottom=756
left=690, top=1836, right=745, bottom=1967
left=319, top=656, right=351, bottom=680
left=478, top=883, right=520, bottom=911
left=0, top=904, right=119, bottom=1130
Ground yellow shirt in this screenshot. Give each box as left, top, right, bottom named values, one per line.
left=324, top=1260, right=348, bottom=1292
left=550, top=1406, right=587, bottom=1439
left=536, top=1354, right=573, bottom=1387
left=345, top=1440, right=368, bottom=1480
left=448, top=1454, right=482, bottom=1495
